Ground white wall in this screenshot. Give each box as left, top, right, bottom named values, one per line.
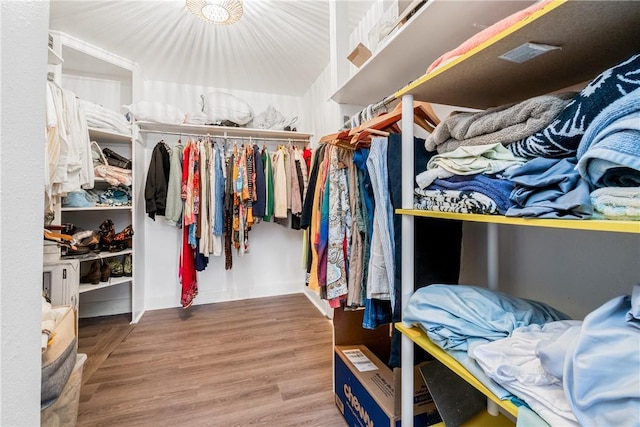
left=62, top=74, right=132, bottom=113
left=302, top=63, right=341, bottom=147
left=1, top=1, right=50, bottom=424
left=457, top=223, right=640, bottom=319
left=347, top=0, right=396, bottom=76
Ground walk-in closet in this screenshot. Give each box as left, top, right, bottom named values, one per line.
left=2, top=1, right=639, bottom=426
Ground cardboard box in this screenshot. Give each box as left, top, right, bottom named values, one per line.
left=347, top=43, right=372, bottom=68
left=335, top=345, right=441, bottom=427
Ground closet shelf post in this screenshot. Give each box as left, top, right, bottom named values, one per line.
left=401, top=93, right=415, bottom=427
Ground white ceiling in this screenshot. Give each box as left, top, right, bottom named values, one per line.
left=49, top=0, right=375, bottom=96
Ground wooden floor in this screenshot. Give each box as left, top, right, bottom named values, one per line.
left=77, top=293, right=347, bottom=427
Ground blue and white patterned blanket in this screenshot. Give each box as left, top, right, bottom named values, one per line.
left=427, top=174, right=514, bottom=214
left=414, top=188, right=499, bottom=215
left=508, top=52, right=640, bottom=159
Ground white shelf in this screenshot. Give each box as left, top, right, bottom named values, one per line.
left=136, top=121, right=312, bottom=143
left=79, top=275, right=131, bottom=294
left=61, top=205, right=132, bottom=212
left=78, top=248, right=133, bottom=261
left=330, top=0, right=537, bottom=106
left=48, top=47, right=63, bottom=65
left=88, top=127, right=132, bottom=144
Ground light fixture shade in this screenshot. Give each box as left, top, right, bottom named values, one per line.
left=186, top=0, right=243, bottom=25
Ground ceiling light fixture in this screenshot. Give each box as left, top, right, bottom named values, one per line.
left=186, top=0, right=243, bottom=25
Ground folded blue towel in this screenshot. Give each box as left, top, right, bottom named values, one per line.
left=504, top=157, right=593, bottom=219
left=429, top=174, right=515, bottom=214
left=576, top=88, right=640, bottom=188
left=508, top=52, right=640, bottom=159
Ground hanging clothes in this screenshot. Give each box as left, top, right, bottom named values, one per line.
left=262, top=147, right=275, bottom=221
left=252, top=144, right=266, bottom=218
left=271, top=147, right=288, bottom=219
left=165, top=142, right=184, bottom=226
left=145, top=141, right=171, bottom=220
left=326, top=147, right=352, bottom=308
left=366, top=137, right=394, bottom=306
left=143, top=134, right=309, bottom=307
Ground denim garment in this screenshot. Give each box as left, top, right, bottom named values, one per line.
left=363, top=139, right=395, bottom=329
left=504, top=157, right=592, bottom=219
left=366, top=137, right=394, bottom=305
left=362, top=298, right=392, bottom=330
left=214, top=146, right=225, bottom=235
left=62, top=189, right=96, bottom=208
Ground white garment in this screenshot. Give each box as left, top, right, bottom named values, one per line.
left=471, top=321, right=582, bottom=427
left=271, top=148, right=288, bottom=219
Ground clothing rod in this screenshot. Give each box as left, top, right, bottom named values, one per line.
left=139, top=129, right=309, bottom=143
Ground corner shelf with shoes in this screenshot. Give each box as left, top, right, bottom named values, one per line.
left=78, top=253, right=133, bottom=294
left=46, top=30, right=143, bottom=324
left=60, top=124, right=136, bottom=320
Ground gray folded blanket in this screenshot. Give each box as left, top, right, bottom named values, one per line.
left=425, top=93, right=574, bottom=154
left=41, top=337, right=77, bottom=409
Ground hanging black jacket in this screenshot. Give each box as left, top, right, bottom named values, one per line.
left=145, top=142, right=171, bottom=220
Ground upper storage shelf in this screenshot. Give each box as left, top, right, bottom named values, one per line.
left=396, top=0, right=640, bottom=109
left=88, top=128, right=132, bottom=144
left=330, top=0, right=537, bottom=106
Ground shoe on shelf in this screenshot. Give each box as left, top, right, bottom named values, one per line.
left=73, top=230, right=101, bottom=253
left=100, top=259, right=111, bottom=282
left=99, top=219, right=116, bottom=252
left=80, top=260, right=101, bottom=285
left=113, top=225, right=134, bottom=250
left=123, top=254, right=132, bottom=277
left=108, top=257, right=124, bottom=277
left=61, top=243, right=92, bottom=258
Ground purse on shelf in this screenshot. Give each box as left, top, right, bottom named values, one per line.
left=103, top=147, right=132, bottom=169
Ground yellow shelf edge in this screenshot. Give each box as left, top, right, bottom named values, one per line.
left=395, top=323, right=519, bottom=418
left=394, top=0, right=568, bottom=99
left=396, top=209, right=640, bottom=234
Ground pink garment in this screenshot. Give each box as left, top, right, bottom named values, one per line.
left=179, top=219, right=198, bottom=308
left=426, top=0, right=554, bottom=74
